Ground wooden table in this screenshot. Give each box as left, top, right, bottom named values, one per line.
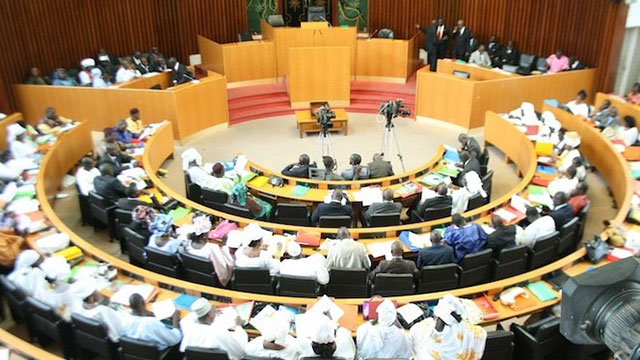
left=295, top=108, right=348, bottom=138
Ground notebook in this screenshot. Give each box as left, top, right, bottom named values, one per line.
left=527, top=281, right=558, bottom=302
left=291, top=185, right=310, bottom=197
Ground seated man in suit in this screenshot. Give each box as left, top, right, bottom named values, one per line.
left=341, top=153, right=370, bottom=180
left=443, top=213, right=487, bottom=261
left=93, top=163, right=138, bottom=202
left=326, top=227, right=371, bottom=270
left=311, top=190, right=353, bottom=225
left=458, top=133, right=482, bottom=160
left=455, top=151, right=480, bottom=186
left=368, top=241, right=419, bottom=281
left=548, top=192, right=574, bottom=229
left=485, top=214, right=517, bottom=257
left=281, top=154, right=315, bottom=179
left=417, top=232, right=455, bottom=268
left=98, top=143, right=134, bottom=175
left=367, top=153, right=394, bottom=179
left=521, top=206, right=556, bottom=248
left=167, top=57, right=194, bottom=85
left=414, top=184, right=452, bottom=220
left=323, top=156, right=344, bottom=181
left=364, top=188, right=401, bottom=224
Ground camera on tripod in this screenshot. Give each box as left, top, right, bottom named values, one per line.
left=314, top=103, right=336, bottom=132
left=380, top=99, right=411, bottom=124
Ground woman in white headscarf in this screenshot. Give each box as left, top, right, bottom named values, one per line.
left=7, top=249, right=45, bottom=296
left=234, top=223, right=280, bottom=275
left=451, top=171, right=487, bottom=214
left=246, top=311, right=300, bottom=359
left=355, top=299, right=412, bottom=360
left=147, top=214, right=182, bottom=254
left=410, top=294, right=487, bottom=360
left=33, top=256, right=77, bottom=320
left=91, top=67, right=111, bottom=88
left=7, top=124, right=36, bottom=160
left=297, top=313, right=356, bottom=360
left=184, top=215, right=234, bottom=286
left=508, top=102, right=539, bottom=126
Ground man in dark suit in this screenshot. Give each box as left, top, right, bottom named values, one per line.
left=364, top=188, right=402, bottom=223
left=93, top=163, right=137, bottom=202
left=486, top=215, right=516, bottom=257
left=368, top=241, right=420, bottom=280
left=498, top=40, right=519, bottom=67
left=368, top=153, right=394, bottom=179
left=167, top=57, right=194, bottom=85
left=456, top=151, right=481, bottom=186
left=548, top=192, right=574, bottom=229
left=434, top=18, right=449, bottom=62
left=98, top=143, right=134, bottom=175
left=281, top=154, right=316, bottom=178
left=486, top=36, right=502, bottom=66
left=452, top=20, right=471, bottom=60
left=415, top=184, right=452, bottom=218
left=311, top=191, right=353, bottom=225
left=458, top=133, right=482, bottom=160
left=417, top=232, right=455, bottom=268
left=416, top=20, right=437, bottom=71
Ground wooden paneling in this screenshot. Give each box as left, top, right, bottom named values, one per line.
left=368, top=0, right=626, bottom=91
left=0, top=0, right=247, bottom=112
left=171, top=75, right=229, bottom=139
left=355, top=38, right=411, bottom=81
left=0, top=113, right=23, bottom=150
left=222, top=41, right=277, bottom=83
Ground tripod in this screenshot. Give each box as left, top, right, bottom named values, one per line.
left=316, top=126, right=335, bottom=163
left=380, top=113, right=406, bottom=173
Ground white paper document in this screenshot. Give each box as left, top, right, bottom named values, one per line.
left=367, top=241, right=394, bottom=259
left=396, top=303, right=424, bottom=324
left=493, top=208, right=518, bottom=223
left=354, top=186, right=383, bottom=207
left=307, top=295, right=344, bottom=321
left=110, top=284, right=155, bottom=305
left=152, top=299, right=176, bottom=319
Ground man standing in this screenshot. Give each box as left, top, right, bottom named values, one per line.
left=452, top=20, right=470, bottom=60
left=416, top=20, right=437, bottom=71
left=434, top=18, right=450, bottom=62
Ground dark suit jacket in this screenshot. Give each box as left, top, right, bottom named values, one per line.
left=499, top=47, right=519, bottom=66
left=549, top=204, right=574, bottom=229
left=367, top=160, right=394, bottom=179
left=463, top=137, right=482, bottom=160
left=171, top=63, right=194, bottom=85
left=452, top=28, right=471, bottom=58
left=369, top=257, right=420, bottom=280
left=98, top=153, right=133, bottom=175
left=486, top=225, right=517, bottom=257
left=417, top=243, right=455, bottom=268
left=281, top=163, right=315, bottom=178
left=117, top=197, right=148, bottom=211
left=487, top=41, right=501, bottom=57
left=311, top=201, right=353, bottom=224
left=417, top=195, right=452, bottom=216
left=93, top=175, right=133, bottom=202
left=365, top=201, right=402, bottom=221
left=419, top=24, right=437, bottom=52
left=460, top=157, right=481, bottom=179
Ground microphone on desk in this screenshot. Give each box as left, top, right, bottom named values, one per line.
left=368, top=29, right=379, bottom=41
left=319, top=16, right=332, bottom=27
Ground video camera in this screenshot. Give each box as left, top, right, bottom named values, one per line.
left=314, top=103, right=336, bottom=133
left=380, top=99, right=411, bottom=126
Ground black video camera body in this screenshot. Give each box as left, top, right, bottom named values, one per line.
left=316, top=104, right=336, bottom=129
left=380, top=99, right=412, bottom=121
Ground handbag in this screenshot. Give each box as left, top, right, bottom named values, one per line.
left=362, top=296, right=397, bottom=321
left=208, top=220, right=238, bottom=240
left=585, top=235, right=609, bottom=264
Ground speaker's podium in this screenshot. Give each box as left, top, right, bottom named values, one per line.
left=285, top=46, right=351, bottom=108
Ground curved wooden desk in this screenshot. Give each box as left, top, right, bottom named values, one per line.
left=0, top=328, right=64, bottom=360
left=594, top=92, right=640, bottom=125
left=145, top=114, right=537, bottom=237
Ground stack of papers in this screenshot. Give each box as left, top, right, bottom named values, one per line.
left=420, top=173, right=446, bottom=187
left=367, top=241, right=394, bottom=259
left=527, top=282, right=558, bottom=302
left=437, top=166, right=460, bottom=177
left=354, top=186, right=382, bottom=206
left=510, top=195, right=532, bottom=214
left=307, top=295, right=344, bottom=321
left=6, top=198, right=39, bottom=214
left=399, top=231, right=431, bottom=252
left=528, top=185, right=553, bottom=208
left=443, top=150, right=460, bottom=163
left=174, top=294, right=198, bottom=310
left=110, top=284, right=156, bottom=305
left=493, top=208, right=519, bottom=223
left=395, top=182, right=421, bottom=198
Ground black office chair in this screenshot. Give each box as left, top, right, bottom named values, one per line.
left=318, top=215, right=351, bottom=228
left=300, top=357, right=346, bottom=360
left=185, top=175, right=203, bottom=205
left=491, top=245, right=528, bottom=280
left=144, top=247, right=182, bottom=278
left=88, top=191, right=118, bottom=240
left=366, top=213, right=401, bottom=227
left=411, top=206, right=452, bottom=223
left=327, top=268, right=369, bottom=298
left=123, top=227, right=148, bottom=267
left=243, top=356, right=284, bottom=360
left=576, top=202, right=590, bottom=243
left=516, top=54, right=537, bottom=75
left=223, top=203, right=253, bottom=218
left=527, top=231, right=560, bottom=270
left=0, top=275, right=27, bottom=325
left=276, top=275, right=321, bottom=297
left=76, top=183, right=93, bottom=226
left=511, top=316, right=569, bottom=360
left=478, top=148, right=489, bottom=176
left=309, top=168, right=326, bottom=180
left=185, top=346, right=230, bottom=360
left=417, top=263, right=460, bottom=293
left=557, top=217, right=579, bottom=257
left=180, top=251, right=221, bottom=287
left=115, top=208, right=133, bottom=252
left=231, top=267, right=275, bottom=294
left=238, top=32, right=253, bottom=42
left=467, top=193, right=485, bottom=211
left=481, top=330, right=514, bottom=360
left=371, top=273, right=415, bottom=296
left=71, top=313, right=120, bottom=360
left=482, top=170, right=494, bottom=203
left=535, top=57, right=548, bottom=73
left=275, top=203, right=311, bottom=226
left=458, top=249, right=493, bottom=287
left=120, top=336, right=174, bottom=360
left=201, top=188, right=229, bottom=211
left=25, top=297, right=75, bottom=359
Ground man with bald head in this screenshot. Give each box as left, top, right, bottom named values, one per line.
left=367, top=153, right=394, bottom=179
left=282, top=153, right=316, bottom=178
left=327, top=227, right=371, bottom=269
left=364, top=188, right=401, bottom=224
left=458, top=133, right=482, bottom=160
left=368, top=240, right=419, bottom=280
left=416, top=183, right=452, bottom=219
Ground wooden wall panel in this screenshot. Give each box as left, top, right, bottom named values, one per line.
left=0, top=0, right=247, bottom=113
left=369, top=0, right=627, bottom=92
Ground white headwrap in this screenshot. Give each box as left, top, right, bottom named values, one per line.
left=181, top=148, right=203, bottom=171
left=308, top=314, right=337, bottom=344
left=463, top=171, right=487, bottom=198
left=241, top=223, right=264, bottom=247
left=286, top=241, right=302, bottom=257
left=80, top=58, right=95, bottom=68
left=261, top=311, right=290, bottom=346
left=541, top=111, right=561, bottom=133
left=192, top=215, right=212, bottom=236
left=190, top=297, right=212, bottom=318
left=74, top=280, right=98, bottom=301
left=14, top=250, right=40, bottom=269
left=376, top=299, right=397, bottom=327
left=6, top=124, right=25, bottom=143
left=39, top=256, right=71, bottom=281
left=225, top=230, right=244, bottom=249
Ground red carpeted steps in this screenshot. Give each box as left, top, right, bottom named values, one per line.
left=226, top=76, right=418, bottom=125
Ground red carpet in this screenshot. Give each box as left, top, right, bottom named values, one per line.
left=227, top=76, right=418, bottom=125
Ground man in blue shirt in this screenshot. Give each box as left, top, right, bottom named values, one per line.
left=114, top=119, right=136, bottom=144
left=417, top=232, right=455, bottom=268
left=443, top=213, right=487, bottom=261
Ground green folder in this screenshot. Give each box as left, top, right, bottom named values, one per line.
left=528, top=185, right=549, bottom=196
left=527, top=281, right=558, bottom=302
left=168, top=206, right=190, bottom=222
left=420, top=173, right=446, bottom=186
left=437, top=166, right=459, bottom=177
left=241, top=172, right=257, bottom=183
left=291, top=185, right=310, bottom=197
left=632, top=169, right=640, bottom=179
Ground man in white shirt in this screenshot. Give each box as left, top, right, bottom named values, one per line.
left=356, top=300, right=412, bottom=360
left=205, top=163, right=234, bottom=195
left=0, top=150, right=24, bottom=181
left=34, top=256, right=77, bottom=321
left=521, top=207, right=556, bottom=248
left=7, top=124, right=36, bottom=160
left=115, top=59, right=141, bottom=83
left=279, top=242, right=329, bottom=285
left=468, top=44, right=492, bottom=68
left=566, top=90, right=591, bottom=118
left=326, top=227, right=371, bottom=270
left=179, top=298, right=248, bottom=359
left=617, top=115, right=639, bottom=146
left=72, top=282, right=129, bottom=343
left=75, top=157, right=101, bottom=196
left=123, top=293, right=182, bottom=351
left=547, top=166, right=579, bottom=197
left=78, top=58, right=96, bottom=86
left=7, top=249, right=44, bottom=296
